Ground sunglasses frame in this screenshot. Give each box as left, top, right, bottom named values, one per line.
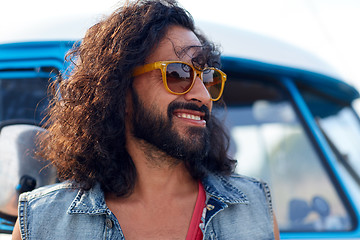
left=133, top=61, right=227, bottom=101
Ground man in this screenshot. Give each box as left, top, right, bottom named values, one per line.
left=13, top=0, right=280, bottom=239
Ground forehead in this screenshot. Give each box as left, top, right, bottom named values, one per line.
left=146, top=25, right=202, bottom=63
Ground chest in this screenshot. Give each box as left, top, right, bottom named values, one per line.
left=108, top=201, right=195, bottom=240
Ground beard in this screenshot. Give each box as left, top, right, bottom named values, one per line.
left=130, top=89, right=211, bottom=177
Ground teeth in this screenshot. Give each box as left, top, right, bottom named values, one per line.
left=177, top=113, right=201, bottom=120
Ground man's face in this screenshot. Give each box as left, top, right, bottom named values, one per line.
left=128, top=25, right=213, bottom=164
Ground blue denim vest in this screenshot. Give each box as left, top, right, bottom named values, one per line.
left=18, top=174, right=275, bottom=239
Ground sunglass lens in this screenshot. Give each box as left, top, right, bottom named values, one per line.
left=166, top=63, right=194, bottom=94
left=203, top=69, right=223, bottom=100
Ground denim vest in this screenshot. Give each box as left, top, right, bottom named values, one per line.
left=18, top=174, right=275, bottom=240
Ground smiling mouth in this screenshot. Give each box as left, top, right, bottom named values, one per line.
left=172, top=109, right=206, bottom=126
left=175, top=113, right=202, bottom=121
left=168, top=103, right=210, bottom=124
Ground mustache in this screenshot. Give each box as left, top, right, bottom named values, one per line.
left=167, top=102, right=210, bottom=122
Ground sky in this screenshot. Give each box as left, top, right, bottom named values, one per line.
left=1, top=0, right=359, bottom=91
left=181, top=0, right=360, bottom=87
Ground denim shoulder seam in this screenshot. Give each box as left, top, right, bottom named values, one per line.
left=18, top=199, right=28, bottom=239
left=19, top=182, right=76, bottom=203
left=229, top=173, right=262, bottom=184
left=261, top=181, right=274, bottom=224
left=229, top=173, right=274, bottom=221
left=203, top=174, right=249, bottom=204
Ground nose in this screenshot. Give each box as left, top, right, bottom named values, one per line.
left=184, top=75, right=212, bottom=106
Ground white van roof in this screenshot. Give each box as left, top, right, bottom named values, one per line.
left=196, top=21, right=340, bottom=79
left=0, top=13, right=340, bottom=79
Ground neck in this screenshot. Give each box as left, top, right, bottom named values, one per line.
left=125, top=131, right=197, bottom=201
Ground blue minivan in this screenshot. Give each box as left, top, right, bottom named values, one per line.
left=1, top=27, right=360, bottom=239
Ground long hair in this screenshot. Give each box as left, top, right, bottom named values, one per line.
left=38, top=0, right=236, bottom=196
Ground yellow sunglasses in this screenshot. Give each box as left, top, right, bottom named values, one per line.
left=133, top=61, right=227, bottom=101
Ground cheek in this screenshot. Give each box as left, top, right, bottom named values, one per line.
left=132, top=79, right=176, bottom=116
left=133, top=72, right=168, bottom=101
left=135, top=78, right=179, bottom=109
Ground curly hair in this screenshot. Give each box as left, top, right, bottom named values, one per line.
left=38, top=0, right=236, bottom=196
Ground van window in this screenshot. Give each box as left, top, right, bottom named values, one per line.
left=0, top=77, right=49, bottom=122
left=216, top=77, right=354, bottom=231
left=301, top=86, right=360, bottom=189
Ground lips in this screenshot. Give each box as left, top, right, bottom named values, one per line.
left=168, top=102, right=210, bottom=125
left=172, top=109, right=206, bottom=126
left=175, top=113, right=201, bottom=121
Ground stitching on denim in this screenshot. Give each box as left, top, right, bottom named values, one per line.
left=106, top=210, right=125, bottom=239
left=67, top=188, right=108, bottom=215
left=67, top=189, right=89, bottom=214
left=204, top=187, right=247, bottom=204
left=204, top=219, right=219, bottom=240
left=261, top=181, right=274, bottom=224
left=217, top=175, right=248, bottom=203
left=18, top=199, right=28, bottom=239
left=21, top=182, right=76, bottom=202
left=68, top=188, right=83, bottom=210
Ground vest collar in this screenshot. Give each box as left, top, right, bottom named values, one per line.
left=202, top=174, right=249, bottom=204
left=67, top=173, right=249, bottom=215
left=67, top=183, right=108, bottom=215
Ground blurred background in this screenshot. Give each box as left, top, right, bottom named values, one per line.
left=0, top=0, right=359, bottom=92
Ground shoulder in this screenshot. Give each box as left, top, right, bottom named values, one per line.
left=228, top=172, right=267, bottom=185
left=202, top=174, right=275, bottom=239
left=19, top=181, right=107, bottom=216
left=203, top=173, right=270, bottom=197
left=17, top=182, right=81, bottom=238
left=18, top=182, right=108, bottom=239
left=228, top=173, right=271, bottom=195
left=19, top=181, right=79, bottom=204
left=203, top=173, right=272, bottom=208
left=227, top=173, right=272, bottom=204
